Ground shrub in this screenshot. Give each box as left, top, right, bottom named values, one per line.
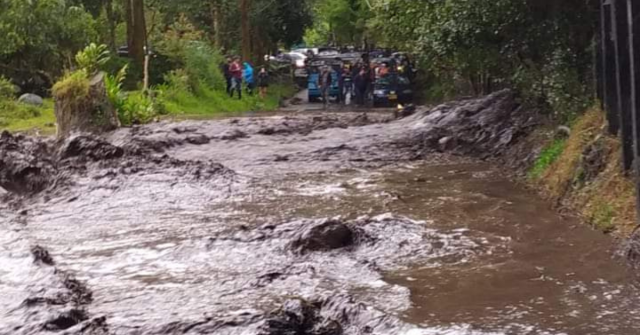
left=0, top=76, right=17, bottom=99
left=76, top=43, right=110, bottom=74
left=52, top=70, right=90, bottom=101
left=163, top=69, right=192, bottom=97
left=184, top=42, right=225, bottom=92
left=120, top=92, right=156, bottom=125
left=105, top=65, right=129, bottom=117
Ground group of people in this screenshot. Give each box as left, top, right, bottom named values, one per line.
left=222, top=57, right=270, bottom=100
left=316, top=53, right=396, bottom=107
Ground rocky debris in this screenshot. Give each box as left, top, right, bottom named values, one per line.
left=289, top=97, right=304, bottom=105
left=0, top=129, right=236, bottom=197
left=394, top=104, right=417, bottom=119
left=31, top=245, right=54, bottom=265
left=126, top=136, right=185, bottom=154
left=16, top=246, right=101, bottom=334
left=288, top=220, right=355, bottom=254
left=274, top=154, right=289, bottom=162
left=259, top=294, right=405, bottom=335
left=18, top=93, right=44, bottom=106
left=172, top=126, right=198, bottom=134
left=43, top=309, right=89, bottom=331
left=218, top=129, right=248, bottom=141
left=578, top=136, right=609, bottom=184
left=260, top=298, right=343, bottom=335
left=0, top=131, right=57, bottom=194
left=59, top=134, right=124, bottom=161
left=556, top=126, right=572, bottom=139
left=624, top=227, right=640, bottom=269
left=403, top=89, right=540, bottom=159
left=186, top=134, right=210, bottom=145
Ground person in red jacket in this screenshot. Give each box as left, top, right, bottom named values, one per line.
left=229, top=57, right=243, bottom=99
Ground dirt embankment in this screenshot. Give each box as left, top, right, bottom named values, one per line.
left=526, top=109, right=638, bottom=237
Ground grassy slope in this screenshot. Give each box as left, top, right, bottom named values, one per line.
left=163, top=83, right=296, bottom=118
left=0, top=100, right=56, bottom=135
left=531, top=108, right=637, bottom=236
left=1, top=83, right=297, bottom=134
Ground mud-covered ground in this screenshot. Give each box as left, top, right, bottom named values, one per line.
left=2, top=90, right=640, bottom=335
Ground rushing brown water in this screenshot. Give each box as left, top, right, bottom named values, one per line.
left=2, top=94, right=640, bottom=334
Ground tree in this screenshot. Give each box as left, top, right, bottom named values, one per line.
left=240, top=0, right=251, bottom=61
left=124, top=0, right=146, bottom=67
left=0, top=0, right=97, bottom=92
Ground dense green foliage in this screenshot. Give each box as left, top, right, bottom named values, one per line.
left=305, top=0, right=371, bottom=47
left=371, top=0, right=598, bottom=119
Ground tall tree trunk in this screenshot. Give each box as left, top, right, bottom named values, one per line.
left=124, top=0, right=146, bottom=68
left=104, top=0, right=117, bottom=52
left=240, top=0, right=251, bottom=61
left=211, top=0, right=221, bottom=50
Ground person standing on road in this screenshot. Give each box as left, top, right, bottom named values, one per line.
left=320, top=66, right=333, bottom=108
left=243, top=62, right=255, bottom=96
left=335, top=64, right=344, bottom=104
left=341, top=64, right=352, bottom=105
left=354, top=69, right=367, bottom=106
left=257, top=67, right=269, bottom=99
left=222, top=57, right=232, bottom=95
left=229, top=57, right=243, bottom=99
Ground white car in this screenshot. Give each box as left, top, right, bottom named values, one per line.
left=287, top=52, right=307, bottom=68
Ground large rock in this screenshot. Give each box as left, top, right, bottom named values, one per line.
left=18, top=93, right=44, bottom=106
left=288, top=220, right=355, bottom=253
left=54, top=72, right=120, bottom=140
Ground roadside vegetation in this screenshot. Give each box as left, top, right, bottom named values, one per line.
left=529, top=109, right=637, bottom=235
left=0, top=0, right=308, bottom=134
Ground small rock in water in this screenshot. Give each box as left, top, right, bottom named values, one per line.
left=186, top=134, right=210, bottom=145
left=219, top=129, right=248, bottom=141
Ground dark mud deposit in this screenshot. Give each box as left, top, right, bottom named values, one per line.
left=2, top=90, right=640, bottom=335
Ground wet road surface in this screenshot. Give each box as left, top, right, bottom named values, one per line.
left=2, top=95, right=640, bottom=334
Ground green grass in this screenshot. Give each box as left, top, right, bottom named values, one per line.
left=0, top=81, right=297, bottom=135
left=528, top=138, right=567, bottom=180
left=0, top=99, right=56, bottom=135
left=162, top=83, right=296, bottom=118
left=591, top=202, right=616, bottom=233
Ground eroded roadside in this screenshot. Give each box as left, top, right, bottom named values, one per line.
left=2, top=91, right=640, bottom=335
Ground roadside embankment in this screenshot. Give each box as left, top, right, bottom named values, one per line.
left=527, top=108, right=637, bottom=236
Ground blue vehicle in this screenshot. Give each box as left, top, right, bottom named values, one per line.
left=307, top=59, right=342, bottom=103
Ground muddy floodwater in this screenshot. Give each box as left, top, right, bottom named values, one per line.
left=2, top=93, right=640, bottom=334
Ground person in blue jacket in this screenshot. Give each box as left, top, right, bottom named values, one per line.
left=243, top=62, right=255, bottom=96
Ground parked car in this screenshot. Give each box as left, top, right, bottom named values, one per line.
left=373, top=74, right=413, bottom=107
left=286, top=52, right=308, bottom=87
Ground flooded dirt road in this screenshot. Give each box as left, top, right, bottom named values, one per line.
left=2, top=91, right=640, bottom=334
